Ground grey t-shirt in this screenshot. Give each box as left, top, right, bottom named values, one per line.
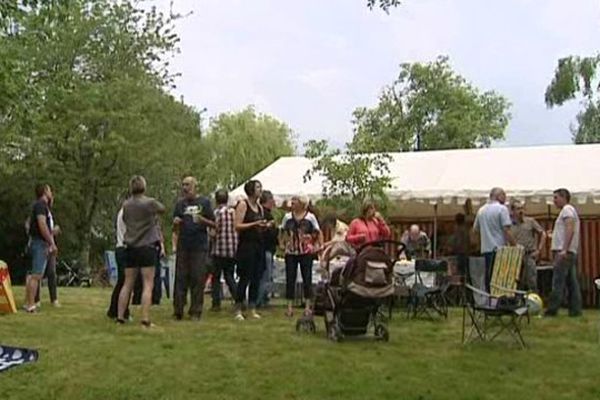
left=551, top=204, right=580, bottom=253
left=123, top=196, right=164, bottom=248
left=473, top=201, right=512, bottom=253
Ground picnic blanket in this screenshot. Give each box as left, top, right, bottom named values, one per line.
left=0, top=345, right=39, bottom=373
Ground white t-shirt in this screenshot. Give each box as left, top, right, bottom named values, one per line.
left=551, top=204, right=580, bottom=253
left=116, top=208, right=126, bottom=248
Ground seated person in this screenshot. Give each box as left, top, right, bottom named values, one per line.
left=400, top=224, right=432, bottom=260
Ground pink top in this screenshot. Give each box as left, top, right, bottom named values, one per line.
left=346, top=218, right=391, bottom=247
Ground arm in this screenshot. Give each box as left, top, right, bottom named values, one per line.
left=153, top=199, right=166, bottom=214
left=503, top=226, right=516, bottom=246
left=171, top=225, right=179, bottom=254
left=345, top=220, right=366, bottom=246
left=198, top=198, right=216, bottom=228
left=36, top=215, right=56, bottom=251
left=500, top=207, right=516, bottom=246
left=532, top=220, right=546, bottom=260
left=377, top=218, right=391, bottom=239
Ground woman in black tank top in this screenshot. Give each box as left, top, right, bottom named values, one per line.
left=234, top=180, right=270, bottom=321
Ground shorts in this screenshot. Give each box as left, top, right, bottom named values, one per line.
left=126, top=246, right=158, bottom=268
left=29, top=239, right=49, bottom=276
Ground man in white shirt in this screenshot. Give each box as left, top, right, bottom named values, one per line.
left=473, top=187, right=515, bottom=291
left=545, top=188, right=582, bottom=317
left=107, top=205, right=130, bottom=319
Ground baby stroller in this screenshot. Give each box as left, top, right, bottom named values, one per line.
left=298, top=240, right=405, bottom=342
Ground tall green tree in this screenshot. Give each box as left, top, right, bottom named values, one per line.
left=201, top=106, right=296, bottom=191
left=0, top=0, right=203, bottom=272
left=351, top=56, right=511, bottom=152
left=545, top=55, right=600, bottom=144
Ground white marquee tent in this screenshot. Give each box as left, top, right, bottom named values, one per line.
left=231, top=144, right=600, bottom=218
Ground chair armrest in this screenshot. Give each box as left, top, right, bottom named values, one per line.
left=464, top=284, right=493, bottom=298
left=490, top=284, right=527, bottom=295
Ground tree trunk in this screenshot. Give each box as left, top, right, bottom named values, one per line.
left=78, top=236, right=91, bottom=275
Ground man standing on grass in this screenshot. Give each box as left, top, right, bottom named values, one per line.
left=473, top=187, right=515, bottom=291
left=210, top=189, right=238, bottom=311
left=172, top=176, right=215, bottom=321
left=509, top=200, right=546, bottom=292
left=23, top=184, right=58, bottom=313
left=544, top=188, right=582, bottom=317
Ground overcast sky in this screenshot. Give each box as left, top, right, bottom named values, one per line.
left=155, top=0, right=599, bottom=150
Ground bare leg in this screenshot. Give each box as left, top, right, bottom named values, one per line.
left=117, top=268, right=138, bottom=320
left=26, top=275, right=42, bottom=308
left=140, top=266, right=155, bottom=324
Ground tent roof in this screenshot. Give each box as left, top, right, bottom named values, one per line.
left=231, top=144, right=600, bottom=217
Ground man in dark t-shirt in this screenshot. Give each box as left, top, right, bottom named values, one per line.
left=172, top=176, right=215, bottom=320
left=24, top=184, right=58, bottom=313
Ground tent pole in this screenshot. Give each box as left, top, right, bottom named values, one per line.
left=433, top=203, right=438, bottom=259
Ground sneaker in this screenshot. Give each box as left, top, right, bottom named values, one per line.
left=234, top=312, right=245, bottom=321
left=22, top=305, right=37, bottom=313
left=51, top=301, right=61, bottom=308
left=249, top=310, right=261, bottom=320
left=35, top=302, right=41, bottom=309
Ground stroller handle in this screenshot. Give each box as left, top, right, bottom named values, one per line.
left=357, top=239, right=406, bottom=260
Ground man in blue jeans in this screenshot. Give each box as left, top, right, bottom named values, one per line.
left=257, top=190, right=278, bottom=308
left=473, top=187, right=515, bottom=291
left=545, top=188, right=582, bottom=317
left=23, top=184, right=58, bottom=313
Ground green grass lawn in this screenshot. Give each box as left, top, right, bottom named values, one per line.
left=1, top=287, right=599, bottom=400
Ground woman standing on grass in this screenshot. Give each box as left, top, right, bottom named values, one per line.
left=233, top=180, right=270, bottom=321
left=346, top=201, right=391, bottom=248
left=280, top=195, right=322, bottom=318
left=117, top=176, right=165, bottom=328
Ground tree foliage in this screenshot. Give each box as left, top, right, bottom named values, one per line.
left=0, top=1, right=299, bottom=276
left=303, top=139, right=392, bottom=217
left=545, top=55, right=600, bottom=144
left=366, top=0, right=402, bottom=13
left=201, top=107, right=296, bottom=191
left=351, top=56, right=511, bottom=152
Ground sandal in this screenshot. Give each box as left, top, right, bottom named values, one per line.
left=141, top=320, right=155, bottom=328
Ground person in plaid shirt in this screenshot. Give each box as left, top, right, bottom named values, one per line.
left=210, top=189, right=238, bottom=311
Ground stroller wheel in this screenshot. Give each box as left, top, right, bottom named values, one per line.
left=296, top=317, right=316, bottom=334
left=374, top=324, right=389, bottom=342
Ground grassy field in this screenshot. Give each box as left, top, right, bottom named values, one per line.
left=1, top=287, right=599, bottom=400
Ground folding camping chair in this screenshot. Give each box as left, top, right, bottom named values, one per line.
left=462, top=246, right=528, bottom=349
left=406, top=259, right=450, bottom=320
